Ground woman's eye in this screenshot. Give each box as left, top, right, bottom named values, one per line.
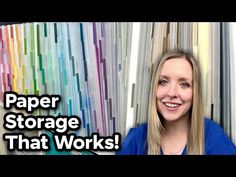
left=180, top=82, right=190, bottom=88
left=159, top=80, right=168, bottom=86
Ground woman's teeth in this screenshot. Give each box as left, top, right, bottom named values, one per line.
left=164, top=103, right=180, bottom=108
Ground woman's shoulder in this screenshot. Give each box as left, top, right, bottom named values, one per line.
left=204, top=118, right=236, bottom=154
left=204, top=118, right=223, bottom=132
left=127, top=123, right=147, bottom=139
left=133, top=123, right=148, bottom=131
left=204, top=118, right=231, bottom=138
left=116, top=123, right=147, bottom=155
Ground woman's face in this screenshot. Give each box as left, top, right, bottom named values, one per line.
left=156, top=58, right=193, bottom=122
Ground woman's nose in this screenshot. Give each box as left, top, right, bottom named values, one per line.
left=167, top=84, right=178, bottom=98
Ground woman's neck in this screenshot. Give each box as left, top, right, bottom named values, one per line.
left=161, top=115, right=189, bottom=155
left=163, top=115, right=189, bottom=136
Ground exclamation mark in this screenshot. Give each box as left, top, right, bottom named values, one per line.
left=114, top=133, right=121, bottom=150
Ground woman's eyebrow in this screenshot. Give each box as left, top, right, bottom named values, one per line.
left=178, top=78, right=192, bottom=83
left=159, top=75, right=169, bottom=79
left=160, top=75, right=192, bottom=83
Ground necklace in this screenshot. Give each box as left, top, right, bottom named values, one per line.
left=162, top=144, right=186, bottom=155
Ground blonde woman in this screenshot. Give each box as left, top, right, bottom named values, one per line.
left=117, top=50, right=236, bottom=155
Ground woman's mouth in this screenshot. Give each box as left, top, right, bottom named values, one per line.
left=163, top=102, right=182, bottom=111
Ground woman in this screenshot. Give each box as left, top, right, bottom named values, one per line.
left=117, top=50, right=236, bottom=155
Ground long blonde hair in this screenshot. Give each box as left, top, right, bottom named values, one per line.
left=147, top=50, right=204, bottom=155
